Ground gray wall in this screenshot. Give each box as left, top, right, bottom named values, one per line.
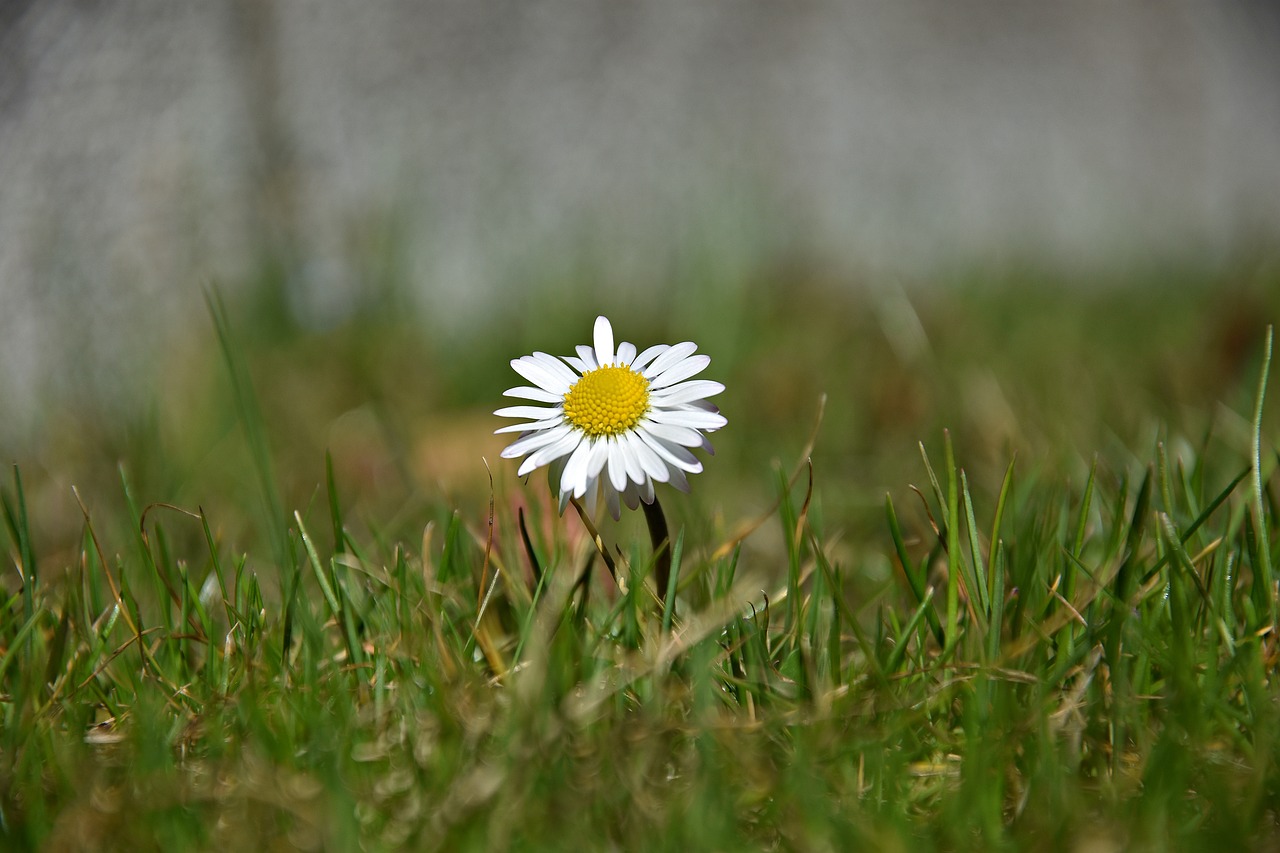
left=2, top=1, right=1279, bottom=436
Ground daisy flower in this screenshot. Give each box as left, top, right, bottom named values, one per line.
left=495, top=316, right=726, bottom=519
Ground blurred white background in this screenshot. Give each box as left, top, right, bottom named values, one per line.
left=2, top=0, right=1278, bottom=440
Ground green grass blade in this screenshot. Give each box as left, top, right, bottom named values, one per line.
left=200, top=509, right=235, bottom=630
left=944, top=430, right=961, bottom=656
left=1070, top=458, right=1098, bottom=560
left=918, top=441, right=946, bottom=521
left=988, top=456, right=1016, bottom=597
left=1139, top=466, right=1251, bottom=587
left=885, top=493, right=944, bottom=646
left=661, top=528, right=685, bottom=634
left=986, top=540, right=1006, bottom=663
left=3, top=466, right=38, bottom=634
left=0, top=608, right=42, bottom=687
left=886, top=587, right=937, bottom=674
left=1249, top=325, right=1274, bottom=624
left=325, top=450, right=345, bottom=556
left=961, top=469, right=990, bottom=620
left=295, top=510, right=341, bottom=617
left=206, top=287, right=288, bottom=570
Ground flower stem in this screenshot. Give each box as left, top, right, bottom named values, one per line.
left=642, top=496, right=673, bottom=602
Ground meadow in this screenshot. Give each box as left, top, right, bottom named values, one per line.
left=2, top=262, right=1279, bottom=850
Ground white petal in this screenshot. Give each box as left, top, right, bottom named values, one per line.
left=586, top=438, right=611, bottom=482
left=625, top=431, right=671, bottom=483
left=639, top=420, right=704, bottom=447
left=639, top=477, right=655, bottom=504
left=495, top=416, right=564, bottom=434
left=560, top=438, right=595, bottom=500
left=502, top=440, right=542, bottom=462
left=503, top=386, right=563, bottom=403
left=622, top=480, right=642, bottom=510
left=642, top=342, right=698, bottom=379
left=647, top=408, right=727, bottom=430
left=495, top=404, right=560, bottom=420
left=637, top=430, right=703, bottom=474
left=607, top=440, right=630, bottom=492
left=575, top=345, right=598, bottom=371
left=593, top=316, right=615, bottom=366
left=516, top=453, right=543, bottom=477
left=511, top=357, right=571, bottom=394
left=667, top=465, right=691, bottom=493
left=529, top=352, right=581, bottom=386
left=573, top=438, right=606, bottom=499
left=563, top=355, right=589, bottom=373
left=616, top=341, right=637, bottom=366
left=521, top=430, right=583, bottom=474
left=618, top=433, right=646, bottom=483
left=549, top=457, right=572, bottom=512
left=631, top=344, right=668, bottom=372
left=650, top=379, right=726, bottom=405
left=649, top=354, right=710, bottom=389
left=605, top=484, right=621, bottom=520
left=502, top=424, right=572, bottom=459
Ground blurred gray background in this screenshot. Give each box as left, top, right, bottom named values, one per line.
left=2, top=0, right=1279, bottom=444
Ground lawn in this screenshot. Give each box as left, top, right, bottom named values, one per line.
left=2, top=263, right=1279, bottom=850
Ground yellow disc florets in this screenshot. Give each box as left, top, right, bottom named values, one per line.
left=562, top=365, right=650, bottom=437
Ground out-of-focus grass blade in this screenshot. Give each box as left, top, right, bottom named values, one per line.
left=295, top=511, right=341, bottom=616
left=1249, top=325, right=1274, bottom=624
left=1158, top=513, right=1210, bottom=606
left=886, top=493, right=944, bottom=647
left=1105, top=466, right=1152, bottom=690
left=661, top=528, right=685, bottom=634
left=3, top=465, right=38, bottom=636
left=988, top=457, right=1016, bottom=601
left=944, top=431, right=961, bottom=655
left=1065, top=457, right=1098, bottom=616
left=200, top=509, right=235, bottom=629
left=918, top=441, right=946, bottom=524
left=961, top=470, right=989, bottom=619
left=886, top=587, right=937, bottom=674
left=0, top=609, right=42, bottom=686
left=1139, top=466, right=1250, bottom=587
left=206, top=287, right=287, bottom=570
left=326, top=450, right=346, bottom=556
left=986, top=540, right=1006, bottom=663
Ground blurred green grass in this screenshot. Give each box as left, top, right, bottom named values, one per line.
left=6, top=254, right=1276, bottom=579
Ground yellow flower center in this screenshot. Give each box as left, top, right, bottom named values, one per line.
left=562, top=365, right=650, bottom=437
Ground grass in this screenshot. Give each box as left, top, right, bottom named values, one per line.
left=2, top=264, right=1280, bottom=850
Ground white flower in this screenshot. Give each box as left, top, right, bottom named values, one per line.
left=495, top=316, right=726, bottom=519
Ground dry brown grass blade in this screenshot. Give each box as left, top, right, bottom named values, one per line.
left=74, top=487, right=137, bottom=639
left=476, top=459, right=496, bottom=610
left=1003, top=550, right=1126, bottom=660
left=570, top=497, right=618, bottom=582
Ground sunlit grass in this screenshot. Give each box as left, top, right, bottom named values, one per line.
left=2, top=266, right=1280, bottom=849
